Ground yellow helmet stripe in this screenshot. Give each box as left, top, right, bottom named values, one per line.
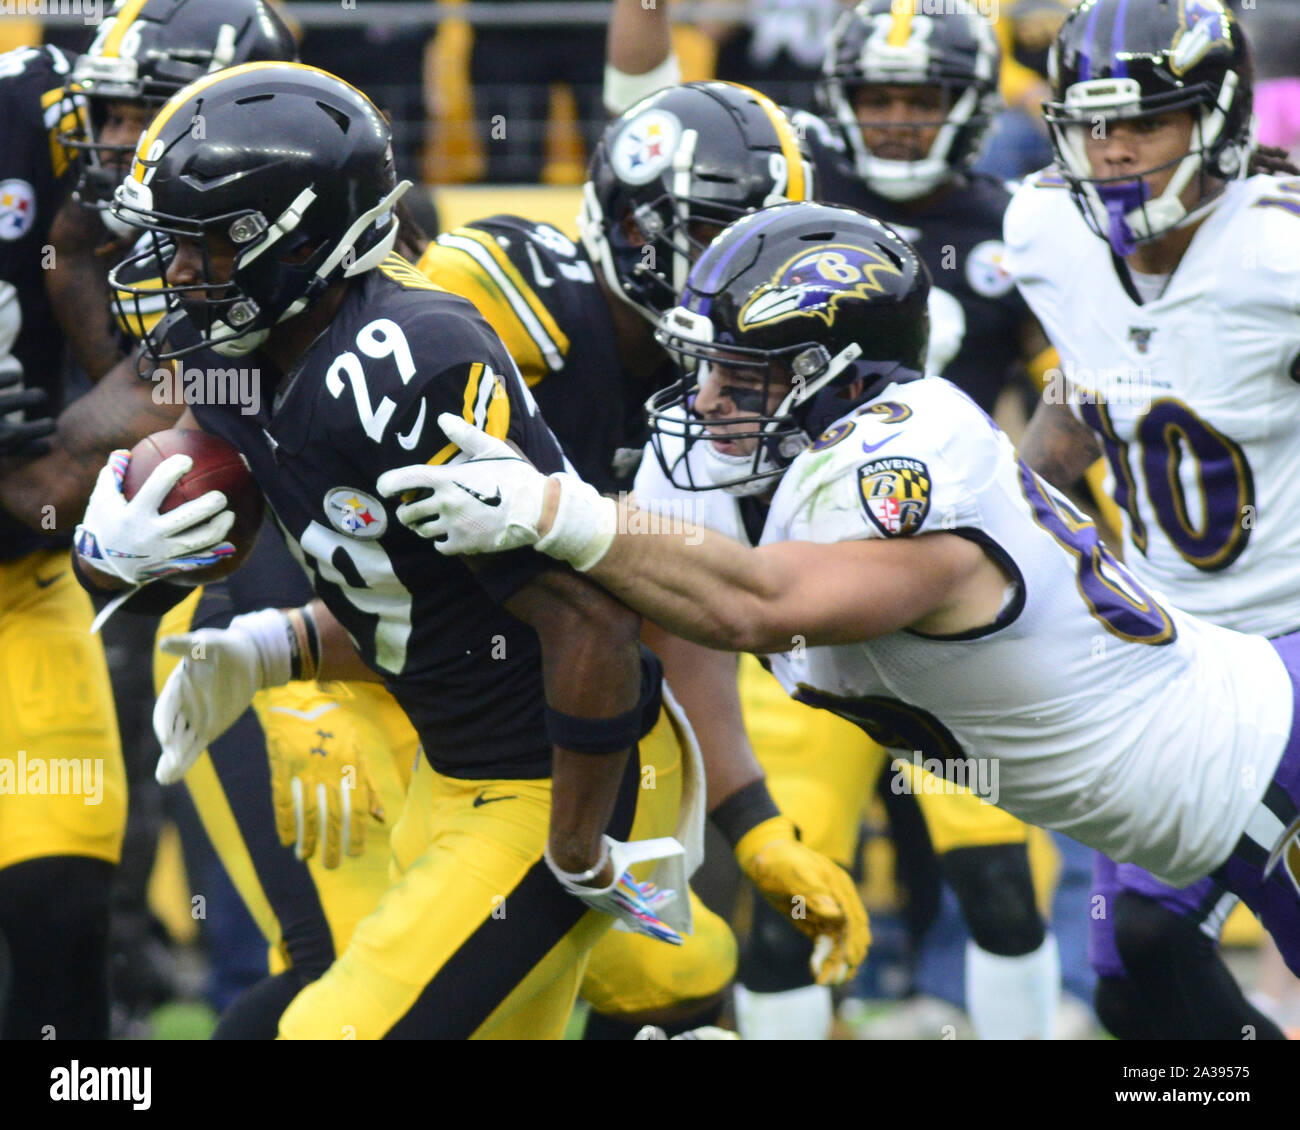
left=722, top=82, right=808, bottom=202
left=887, top=4, right=915, bottom=47
left=131, top=61, right=378, bottom=184
left=100, top=0, right=150, bottom=58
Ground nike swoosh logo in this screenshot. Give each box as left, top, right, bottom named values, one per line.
left=861, top=435, right=900, bottom=454
left=455, top=481, right=502, bottom=507
left=397, top=399, right=427, bottom=451
left=526, top=243, right=554, bottom=288
left=473, top=792, right=517, bottom=807
left=34, top=572, right=64, bottom=589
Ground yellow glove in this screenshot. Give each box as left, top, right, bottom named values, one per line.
left=267, top=698, right=385, bottom=870
left=735, top=815, right=871, bottom=987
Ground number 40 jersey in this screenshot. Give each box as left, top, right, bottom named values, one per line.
left=1004, top=171, right=1300, bottom=636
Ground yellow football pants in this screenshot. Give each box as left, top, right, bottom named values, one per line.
left=738, top=655, right=1027, bottom=862
left=279, top=701, right=689, bottom=1039
left=0, top=549, right=125, bottom=869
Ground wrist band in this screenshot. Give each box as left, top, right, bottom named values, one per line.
left=710, top=777, right=783, bottom=849
left=544, top=648, right=663, bottom=754
left=284, top=605, right=321, bottom=681
left=544, top=838, right=611, bottom=885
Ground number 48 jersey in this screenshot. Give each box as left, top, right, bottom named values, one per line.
left=190, top=256, right=568, bottom=780
left=1005, top=172, right=1300, bottom=636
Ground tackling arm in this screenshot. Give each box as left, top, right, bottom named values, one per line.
left=590, top=497, right=990, bottom=654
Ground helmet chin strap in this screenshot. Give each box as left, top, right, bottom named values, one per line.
left=702, top=342, right=865, bottom=496
left=1060, top=73, right=1242, bottom=256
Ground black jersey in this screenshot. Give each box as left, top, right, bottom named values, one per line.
left=190, top=255, right=569, bottom=779
left=0, top=45, right=79, bottom=561
left=418, top=215, right=672, bottom=494
left=793, top=110, right=1028, bottom=413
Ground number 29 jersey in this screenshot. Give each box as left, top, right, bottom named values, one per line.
left=1004, top=172, right=1300, bottom=636
left=635, top=379, right=1292, bottom=887
left=190, top=256, right=568, bottom=779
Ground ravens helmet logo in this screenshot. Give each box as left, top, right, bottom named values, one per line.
left=737, top=244, right=904, bottom=331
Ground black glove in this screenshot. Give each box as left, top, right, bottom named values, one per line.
left=0, top=369, right=54, bottom=457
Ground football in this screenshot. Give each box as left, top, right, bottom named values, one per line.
left=121, top=429, right=264, bottom=583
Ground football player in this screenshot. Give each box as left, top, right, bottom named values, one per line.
left=1007, top=0, right=1300, bottom=1039
left=386, top=200, right=1300, bottom=1003
left=80, top=64, right=867, bottom=1037
left=0, top=0, right=295, bottom=1039
left=154, top=78, right=864, bottom=1042
left=605, top=0, right=1059, bottom=1040
left=418, top=79, right=822, bottom=1038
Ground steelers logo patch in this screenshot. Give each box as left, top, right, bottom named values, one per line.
left=964, top=240, right=1015, bottom=299
left=857, top=457, right=931, bottom=537
left=324, top=487, right=388, bottom=540
left=611, top=109, right=682, bottom=186
left=0, top=179, right=36, bottom=241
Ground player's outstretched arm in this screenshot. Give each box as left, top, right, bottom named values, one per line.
left=152, top=598, right=379, bottom=787
left=0, top=349, right=181, bottom=532
left=605, top=0, right=681, bottom=115
left=378, top=414, right=988, bottom=653
left=646, top=623, right=870, bottom=984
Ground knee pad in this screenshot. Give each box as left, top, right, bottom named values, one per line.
left=941, top=843, right=1044, bottom=956
left=738, top=892, right=815, bottom=993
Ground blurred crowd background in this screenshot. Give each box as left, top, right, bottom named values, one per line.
left=6, top=0, right=1300, bottom=1039
left=16, top=1, right=1300, bottom=192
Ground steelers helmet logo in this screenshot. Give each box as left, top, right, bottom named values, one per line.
left=857, top=456, right=931, bottom=537
left=0, top=180, right=36, bottom=241
left=324, top=487, right=388, bottom=540
left=611, top=110, right=682, bottom=186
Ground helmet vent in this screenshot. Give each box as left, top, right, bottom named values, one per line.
left=799, top=230, right=835, bottom=241
left=316, top=102, right=351, bottom=134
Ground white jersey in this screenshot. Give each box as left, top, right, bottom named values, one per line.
left=1004, top=171, right=1300, bottom=636
left=633, top=379, right=1292, bottom=886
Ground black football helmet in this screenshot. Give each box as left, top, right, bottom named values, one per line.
left=108, top=62, right=410, bottom=360
left=1044, top=0, right=1254, bottom=254
left=817, top=0, right=1001, bottom=201
left=59, top=0, right=297, bottom=235
left=647, top=201, right=930, bottom=495
left=579, top=81, right=815, bottom=327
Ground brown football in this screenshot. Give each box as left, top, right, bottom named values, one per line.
left=121, top=429, right=264, bottom=584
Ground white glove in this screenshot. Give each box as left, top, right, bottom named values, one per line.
left=375, top=413, right=618, bottom=571
left=545, top=835, right=684, bottom=946
left=75, top=449, right=235, bottom=585
left=152, top=608, right=295, bottom=784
